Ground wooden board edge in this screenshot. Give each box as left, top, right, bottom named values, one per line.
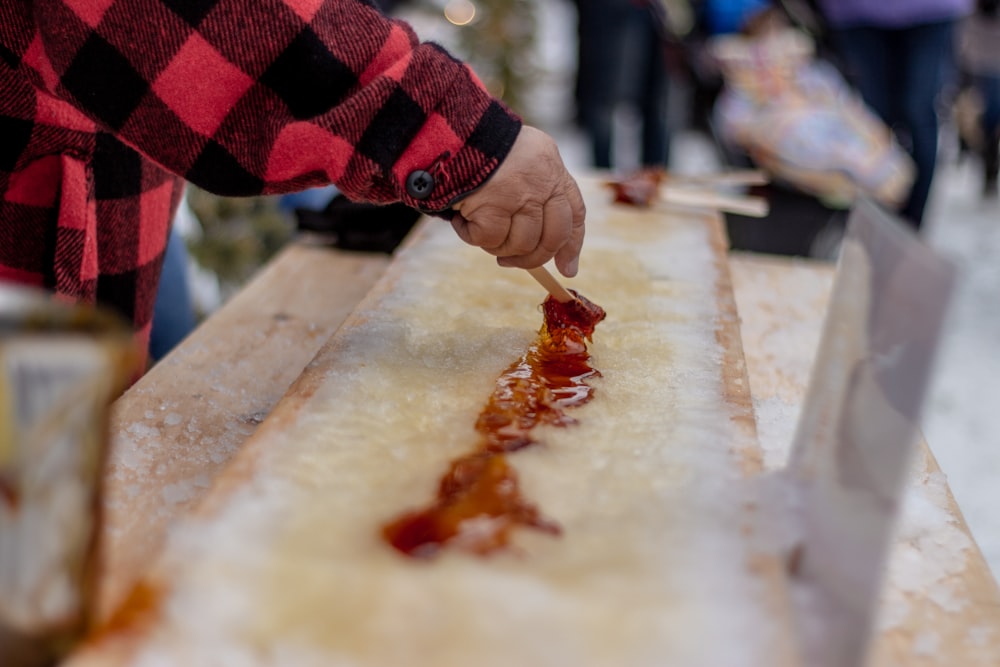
left=706, top=215, right=802, bottom=666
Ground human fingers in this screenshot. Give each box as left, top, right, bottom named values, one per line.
left=489, top=200, right=543, bottom=257
left=553, top=216, right=584, bottom=277
left=497, top=194, right=573, bottom=269
left=553, top=178, right=586, bottom=277
left=449, top=208, right=510, bottom=253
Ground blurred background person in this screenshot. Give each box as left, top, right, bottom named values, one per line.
left=814, top=0, right=973, bottom=229
left=573, top=0, right=673, bottom=170
left=958, top=0, right=1000, bottom=197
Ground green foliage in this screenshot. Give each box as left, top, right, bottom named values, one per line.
left=455, top=0, right=538, bottom=117
left=184, top=188, right=294, bottom=297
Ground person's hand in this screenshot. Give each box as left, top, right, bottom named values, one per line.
left=450, top=126, right=585, bottom=277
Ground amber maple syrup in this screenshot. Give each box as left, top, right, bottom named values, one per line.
left=382, top=292, right=606, bottom=558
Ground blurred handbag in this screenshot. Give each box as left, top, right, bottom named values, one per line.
left=710, top=27, right=915, bottom=209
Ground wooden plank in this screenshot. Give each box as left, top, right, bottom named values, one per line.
left=729, top=251, right=1000, bottom=666
left=68, top=179, right=800, bottom=666
left=91, top=243, right=389, bottom=624
left=702, top=213, right=799, bottom=643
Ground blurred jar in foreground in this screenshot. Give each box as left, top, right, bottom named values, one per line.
left=0, top=285, right=138, bottom=667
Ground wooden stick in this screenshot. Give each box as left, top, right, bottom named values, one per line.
left=661, top=187, right=770, bottom=218
left=526, top=266, right=575, bottom=303
left=668, top=169, right=769, bottom=187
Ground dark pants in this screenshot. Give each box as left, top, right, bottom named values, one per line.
left=150, top=226, right=196, bottom=362
left=974, top=73, right=1000, bottom=191
left=973, top=73, right=1000, bottom=138
left=831, top=20, right=957, bottom=228
left=575, top=0, right=670, bottom=169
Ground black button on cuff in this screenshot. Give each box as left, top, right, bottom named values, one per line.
left=405, top=170, right=434, bottom=200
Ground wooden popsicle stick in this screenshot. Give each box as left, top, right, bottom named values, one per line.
left=526, top=266, right=575, bottom=303
left=668, top=169, right=769, bottom=187
left=661, top=187, right=770, bottom=218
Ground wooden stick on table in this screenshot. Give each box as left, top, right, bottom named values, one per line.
left=661, top=186, right=770, bottom=218
left=526, top=266, right=575, bottom=302
left=668, top=169, right=769, bottom=187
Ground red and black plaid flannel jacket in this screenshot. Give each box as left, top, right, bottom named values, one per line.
left=0, top=0, right=521, bottom=359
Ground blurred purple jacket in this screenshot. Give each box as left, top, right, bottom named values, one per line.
left=817, top=0, right=972, bottom=28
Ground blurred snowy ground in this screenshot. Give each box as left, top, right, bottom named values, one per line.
left=922, top=156, right=1000, bottom=578
left=527, top=0, right=1000, bottom=578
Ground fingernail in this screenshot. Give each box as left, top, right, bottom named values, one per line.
left=565, top=258, right=579, bottom=277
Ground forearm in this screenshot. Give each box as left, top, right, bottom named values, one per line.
left=22, top=0, right=520, bottom=209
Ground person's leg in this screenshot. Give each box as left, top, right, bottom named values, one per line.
left=830, top=27, right=894, bottom=124
left=975, top=73, right=1000, bottom=195
left=149, top=226, right=196, bottom=362
left=636, top=9, right=670, bottom=167
left=978, top=75, right=1000, bottom=135
left=896, top=20, right=957, bottom=226
left=575, top=0, right=629, bottom=168
left=830, top=27, right=926, bottom=222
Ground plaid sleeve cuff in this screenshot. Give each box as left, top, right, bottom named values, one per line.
left=396, top=100, right=522, bottom=215
left=333, top=40, right=523, bottom=214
